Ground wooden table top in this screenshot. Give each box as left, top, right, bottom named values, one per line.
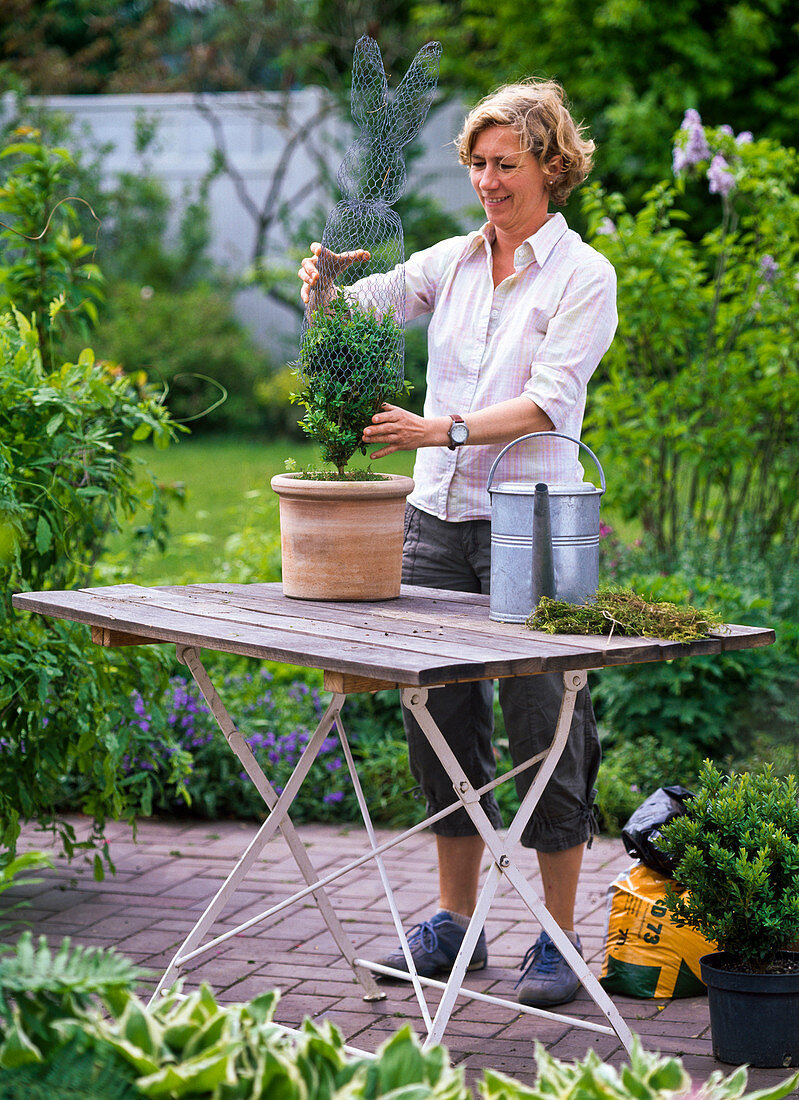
left=12, top=582, right=775, bottom=691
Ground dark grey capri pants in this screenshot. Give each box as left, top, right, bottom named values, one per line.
left=401, top=504, right=601, bottom=853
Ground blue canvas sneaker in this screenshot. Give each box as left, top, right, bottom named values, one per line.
left=377, top=910, right=488, bottom=979
left=515, top=929, right=582, bottom=1006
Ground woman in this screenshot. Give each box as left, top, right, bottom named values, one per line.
left=299, top=79, right=616, bottom=1008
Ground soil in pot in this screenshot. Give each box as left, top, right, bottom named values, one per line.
left=700, top=951, right=799, bottom=1068
left=271, top=472, right=414, bottom=601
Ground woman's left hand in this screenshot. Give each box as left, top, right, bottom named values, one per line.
left=362, top=404, right=448, bottom=458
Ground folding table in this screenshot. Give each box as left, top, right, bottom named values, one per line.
left=12, top=581, right=774, bottom=1055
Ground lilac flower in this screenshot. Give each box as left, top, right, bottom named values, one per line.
left=596, top=217, right=617, bottom=237
left=708, top=154, right=736, bottom=196
left=673, top=109, right=711, bottom=175
left=759, top=255, right=779, bottom=283
left=718, top=124, right=734, bottom=136
left=736, top=131, right=753, bottom=145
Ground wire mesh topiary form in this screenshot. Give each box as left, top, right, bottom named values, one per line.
left=296, top=35, right=441, bottom=472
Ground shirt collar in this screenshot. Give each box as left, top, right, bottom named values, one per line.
left=467, top=212, right=569, bottom=269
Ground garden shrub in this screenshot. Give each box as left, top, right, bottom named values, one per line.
left=584, top=115, right=799, bottom=564
left=0, top=305, right=191, bottom=861
left=594, top=736, right=703, bottom=837
left=81, top=281, right=274, bottom=436
left=590, top=570, right=799, bottom=762
left=0, top=127, right=103, bottom=370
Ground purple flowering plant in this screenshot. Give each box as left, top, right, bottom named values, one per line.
left=116, top=665, right=434, bottom=827
left=582, top=112, right=799, bottom=561
left=117, top=667, right=361, bottom=822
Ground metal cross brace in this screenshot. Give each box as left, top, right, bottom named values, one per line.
left=148, top=646, right=634, bottom=1058
left=149, top=644, right=383, bottom=1005
left=367, top=672, right=635, bottom=1054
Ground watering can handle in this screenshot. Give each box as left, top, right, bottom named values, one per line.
left=486, top=432, right=606, bottom=493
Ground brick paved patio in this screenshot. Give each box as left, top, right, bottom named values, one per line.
left=4, top=815, right=796, bottom=1094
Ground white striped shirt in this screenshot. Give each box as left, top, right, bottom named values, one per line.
left=402, top=212, right=617, bottom=521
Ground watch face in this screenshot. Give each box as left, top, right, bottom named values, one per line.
left=450, top=421, right=469, bottom=445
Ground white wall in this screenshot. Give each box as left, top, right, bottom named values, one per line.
left=2, top=90, right=477, bottom=352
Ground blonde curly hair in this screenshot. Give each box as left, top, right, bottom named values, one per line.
left=456, top=80, right=595, bottom=206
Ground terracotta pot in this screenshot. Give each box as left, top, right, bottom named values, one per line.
left=271, top=472, right=414, bottom=600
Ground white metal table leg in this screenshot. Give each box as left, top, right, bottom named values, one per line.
left=149, top=646, right=382, bottom=1004
left=333, top=708, right=434, bottom=1031
left=402, top=673, right=635, bottom=1057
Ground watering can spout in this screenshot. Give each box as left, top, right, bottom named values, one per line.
left=532, top=484, right=556, bottom=601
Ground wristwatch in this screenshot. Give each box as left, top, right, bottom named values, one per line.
left=447, top=414, right=469, bottom=450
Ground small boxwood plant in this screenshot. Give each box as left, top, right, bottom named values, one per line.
left=292, top=296, right=411, bottom=476
left=659, top=761, right=799, bottom=971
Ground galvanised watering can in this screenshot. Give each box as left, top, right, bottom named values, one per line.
left=487, top=432, right=606, bottom=623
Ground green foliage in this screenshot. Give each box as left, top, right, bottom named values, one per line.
left=583, top=126, right=799, bottom=561
left=83, top=979, right=469, bottom=1099
left=81, top=281, right=273, bottom=435
left=481, top=1037, right=799, bottom=1099
left=1, top=932, right=798, bottom=1099
left=412, top=0, right=799, bottom=209
left=0, top=309, right=177, bottom=590
left=0, top=1041, right=140, bottom=1100
left=0, top=932, right=145, bottom=1068
left=590, top=571, right=798, bottom=760
left=293, top=297, right=411, bottom=473
left=659, top=762, right=799, bottom=970
left=0, top=223, right=191, bottom=857
left=0, top=0, right=425, bottom=96
left=594, top=737, right=703, bottom=837
left=0, top=127, right=103, bottom=370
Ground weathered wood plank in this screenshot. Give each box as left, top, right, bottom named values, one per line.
left=172, top=582, right=773, bottom=665
left=74, top=585, right=599, bottom=667
left=11, top=588, right=555, bottom=683
left=12, top=585, right=775, bottom=686
left=125, top=584, right=605, bottom=664
left=171, top=583, right=659, bottom=656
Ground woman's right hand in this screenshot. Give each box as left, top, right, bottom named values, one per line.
left=298, top=242, right=371, bottom=306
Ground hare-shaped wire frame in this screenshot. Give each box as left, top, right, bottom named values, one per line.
left=298, top=36, right=442, bottom=404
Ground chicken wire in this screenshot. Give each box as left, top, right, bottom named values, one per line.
left=299, top=35, right=442, bottom=400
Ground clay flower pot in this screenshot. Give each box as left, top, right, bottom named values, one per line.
left=271, top=473, right=414, bottom=600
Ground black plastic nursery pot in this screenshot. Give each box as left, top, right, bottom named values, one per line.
left=700, top=951, right=799, bottom=1068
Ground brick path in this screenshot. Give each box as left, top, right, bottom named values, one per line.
left=5, top=815, right=796, bottom=1094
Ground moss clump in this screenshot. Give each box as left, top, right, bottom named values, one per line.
left=526, top=586, right=726, bottom=642
left=291, top=469, right=389, bottom=481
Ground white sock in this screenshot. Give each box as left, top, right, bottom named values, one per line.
left=443, top=909, right=471, bottom=930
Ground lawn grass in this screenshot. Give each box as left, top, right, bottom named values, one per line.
left=110, top=435, right=416, bottom=585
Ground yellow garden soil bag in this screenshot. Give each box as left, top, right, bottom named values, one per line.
left=600, top=862, right=715, bottom=998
